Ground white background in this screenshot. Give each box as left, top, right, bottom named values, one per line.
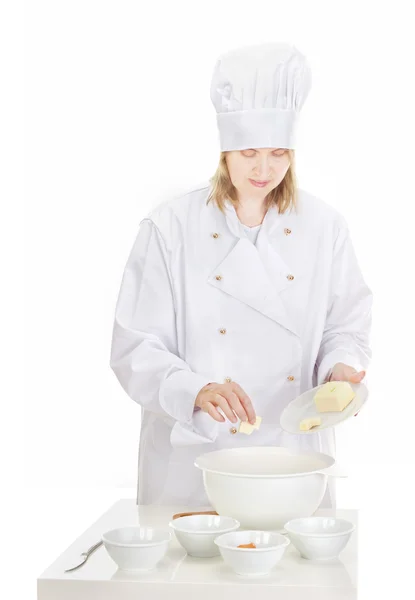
left=15, top=0, right=415, bottom=597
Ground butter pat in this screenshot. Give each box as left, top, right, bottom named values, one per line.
left=314, top=381, right=355, bottom=413
left=238, top=416, right=262, bottom=435
left=300, top=416, right=322, bottom=431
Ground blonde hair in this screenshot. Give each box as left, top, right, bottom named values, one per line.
left=207, top=150, right=297, bottom=214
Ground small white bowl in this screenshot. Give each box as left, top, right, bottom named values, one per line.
left=284, top=517, right=355, bottom=560
left=169, top=514, right=240, bottom=557
left=214, top=530, right=289, bottom=576
left=102, top=526, right=171, bottom=571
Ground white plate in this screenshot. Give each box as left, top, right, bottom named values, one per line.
left=280, top=382, right=368, bottom=434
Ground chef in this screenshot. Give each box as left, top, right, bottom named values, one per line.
left=110, top=42, right=372, bottom=509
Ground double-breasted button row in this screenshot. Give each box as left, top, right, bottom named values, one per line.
left=212, top=227, right=295, bottom=436
left=284, top=230, right=294, bottom=278
left=214, top=270, right=293, bottom=283
left=215, top=271, right=294, bottom=282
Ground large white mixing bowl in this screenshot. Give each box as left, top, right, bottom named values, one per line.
left=194, top=446, right=345, bottom=530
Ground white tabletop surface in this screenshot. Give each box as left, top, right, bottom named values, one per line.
left=37, top=499, right=358, bottom=599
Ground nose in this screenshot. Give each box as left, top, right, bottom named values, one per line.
left=253, top=156, right=272, bottom=179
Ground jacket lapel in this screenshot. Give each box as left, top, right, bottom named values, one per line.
left=207, top=202, right=299, bottom=337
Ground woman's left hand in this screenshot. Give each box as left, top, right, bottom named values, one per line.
left=329, top=363, right=366, bottom=384
left=329, top=362, right=366, bottom=416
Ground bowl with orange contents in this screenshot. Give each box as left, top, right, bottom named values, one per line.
left=214, top=530, right=289, bottom=576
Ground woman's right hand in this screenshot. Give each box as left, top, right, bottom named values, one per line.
left=195, top=382, right=256, bottom=425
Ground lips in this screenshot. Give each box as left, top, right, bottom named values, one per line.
left=249, top=179, right=270, bottom=187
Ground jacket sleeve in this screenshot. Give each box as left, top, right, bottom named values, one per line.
left=316, top=218, right=373, bottom=384
left=109, top=218, right=218, bottom=446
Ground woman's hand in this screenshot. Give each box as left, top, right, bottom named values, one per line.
left=329, top=362, right=366, bottom=416
left=329, top=363, right=366, bottom=383
left=195, top=382, right=256, bottom=425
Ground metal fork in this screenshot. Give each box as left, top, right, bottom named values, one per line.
left=64, top=540, right=103, bottom=572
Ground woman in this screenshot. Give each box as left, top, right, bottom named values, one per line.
left=110, top=43, right=372, bottom=509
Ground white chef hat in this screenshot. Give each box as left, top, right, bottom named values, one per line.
left=210, top=42, right=311, bottom=151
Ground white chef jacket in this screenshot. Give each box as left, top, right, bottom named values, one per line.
left=110, top=182, right=372, bottom=508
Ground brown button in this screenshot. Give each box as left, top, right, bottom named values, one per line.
left=215, top=275, right=222, bottom=281
left=230, top=427, right=238, bottom=434
left=287, top=274, right=294, bottom=281
left=287, top=375, right=295, bottom=381
left=219, top=328, right=227, bottom=335
left=284, top=228, right=292, bottom=235
left=224, top=377, right=232, bottom=383
left=212, top=232, right=220, bottom=239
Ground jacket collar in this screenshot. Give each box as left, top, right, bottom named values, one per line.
left=223, top=200, right=285, bottom=239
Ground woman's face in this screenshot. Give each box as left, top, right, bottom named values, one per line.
left=225, top=148, right=290, bottom=199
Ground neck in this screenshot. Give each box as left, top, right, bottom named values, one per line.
left=234, top=195, right=268, bottom=227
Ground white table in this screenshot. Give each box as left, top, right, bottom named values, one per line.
left=37, top=499, right=358, bottom=599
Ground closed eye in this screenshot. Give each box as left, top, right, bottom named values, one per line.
left=241, top=149, right=286, bottom=158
